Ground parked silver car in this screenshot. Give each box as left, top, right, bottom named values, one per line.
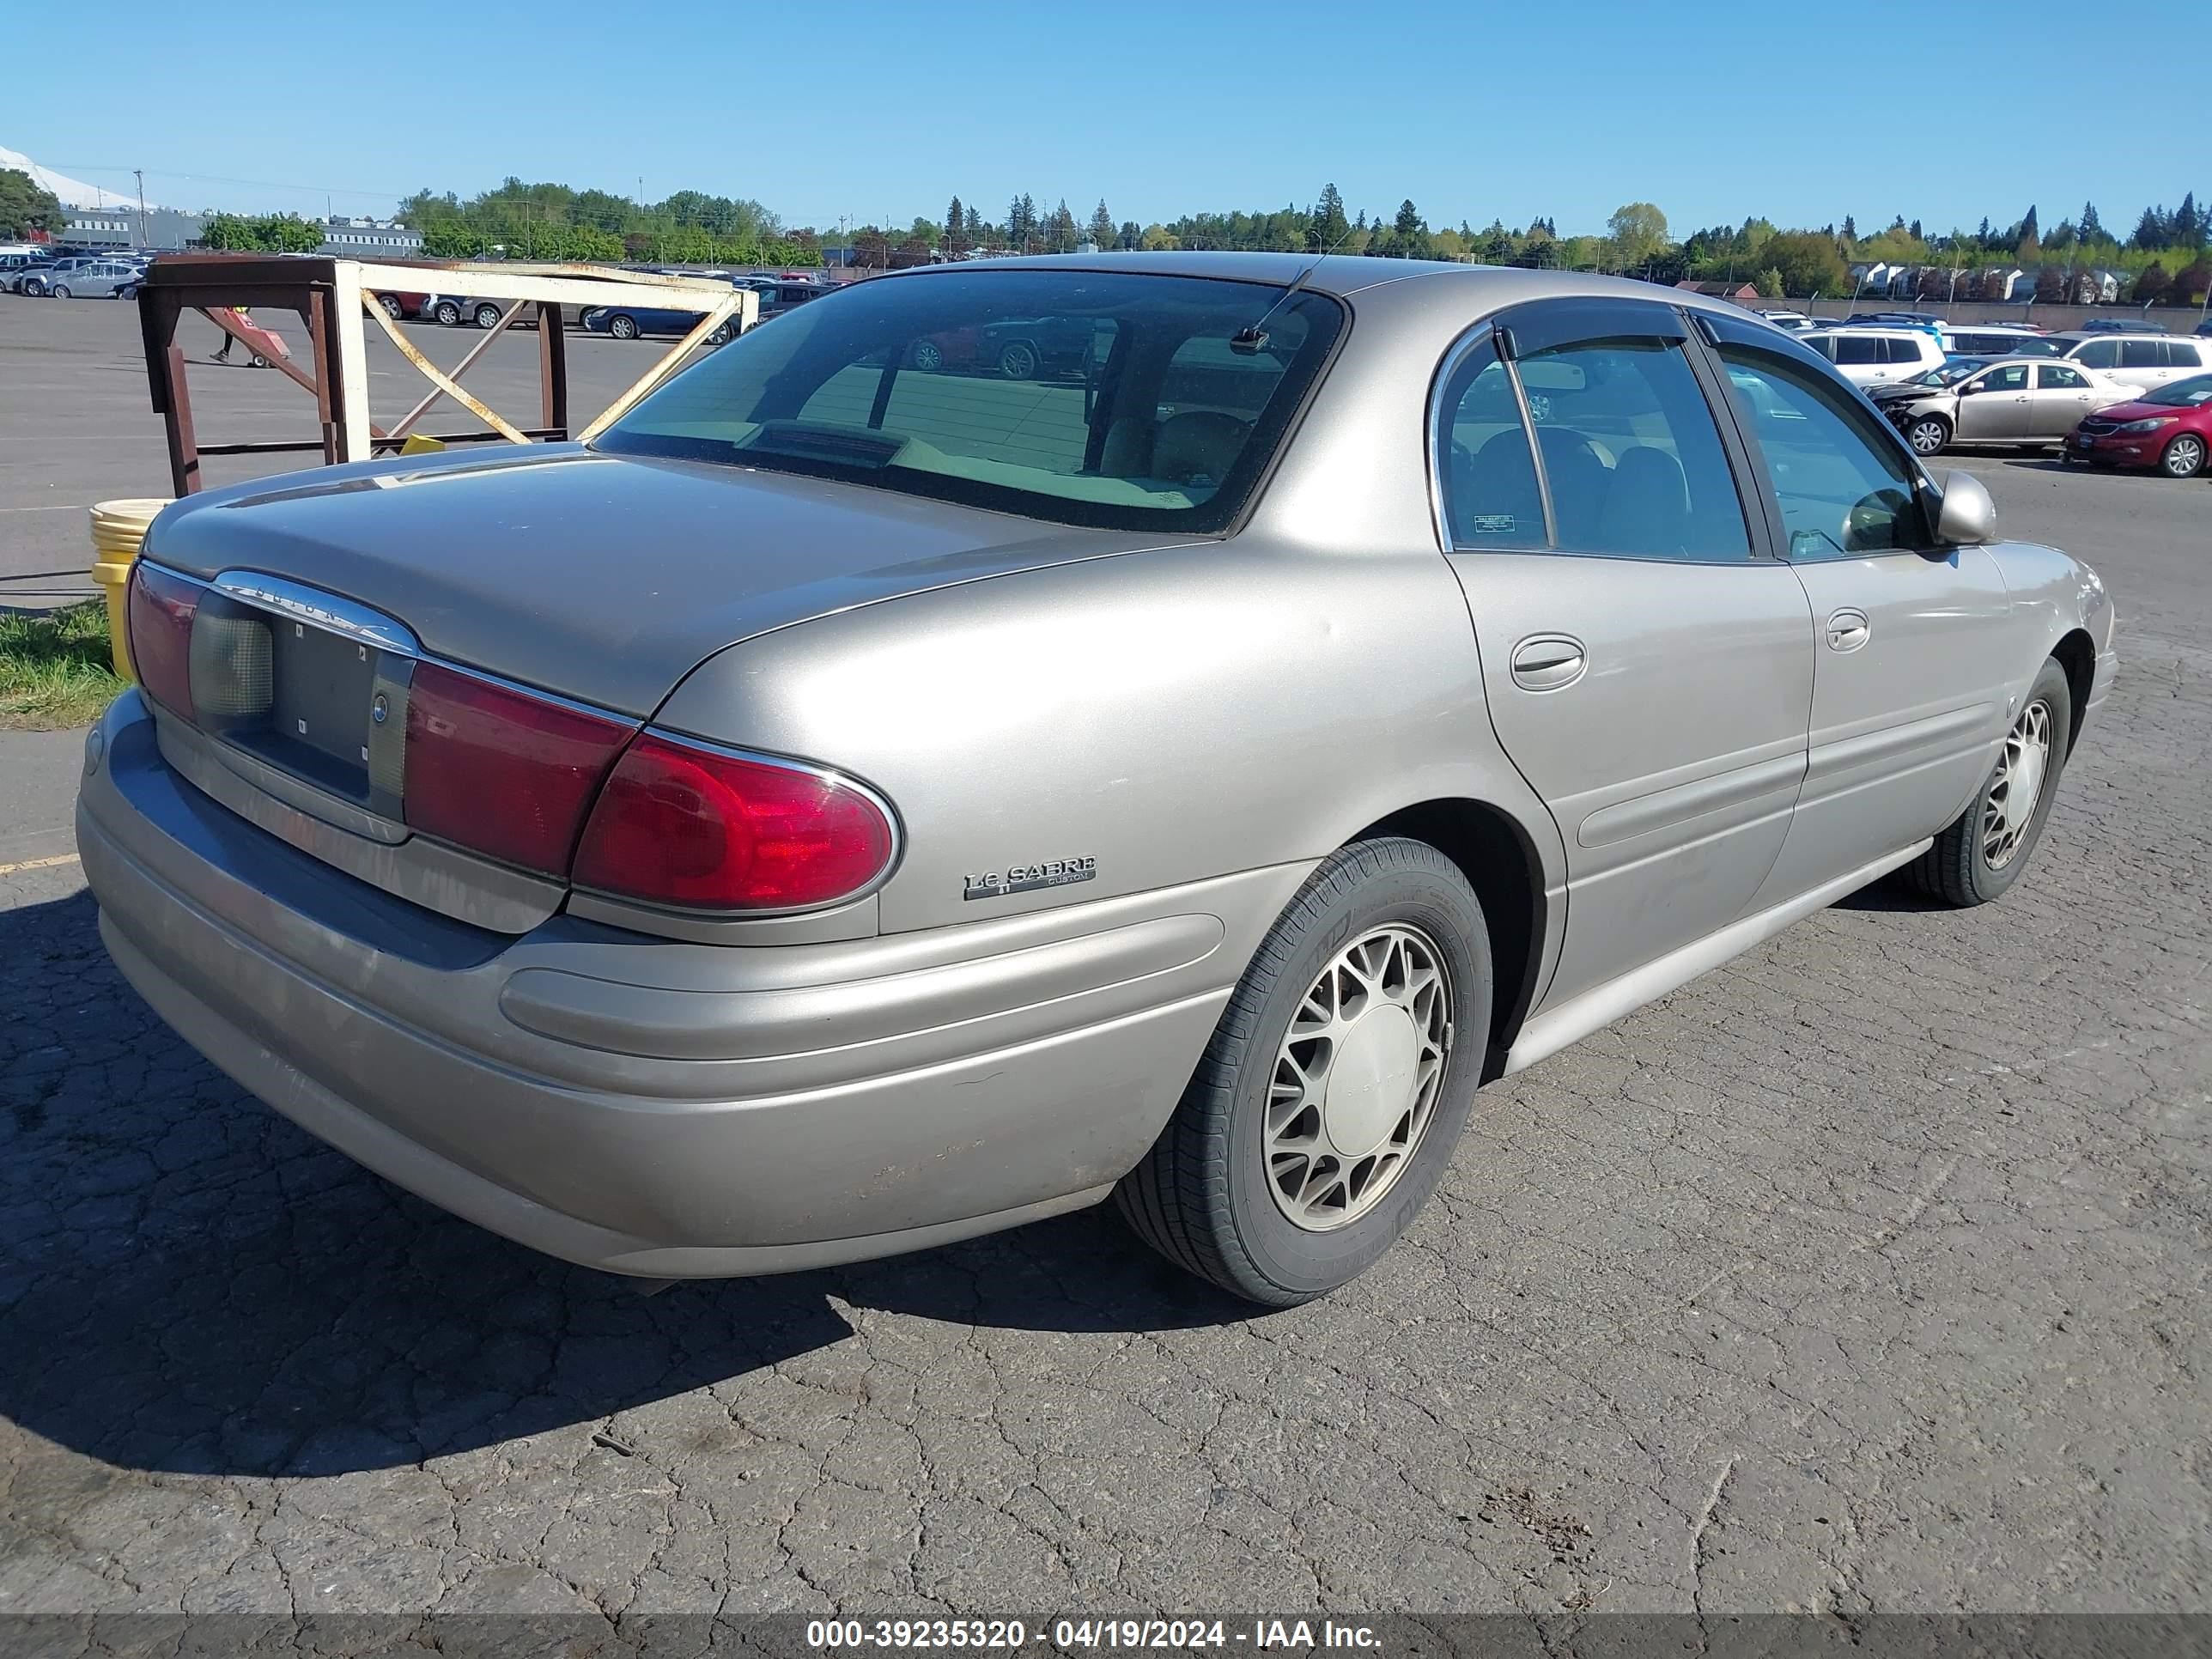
left=78, top=255, right=2118, bottom=1304
left=1869, top=356, right=2132, bottom=456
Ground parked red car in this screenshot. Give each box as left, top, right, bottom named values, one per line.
left=2069, top=374, right=2212, bottom=477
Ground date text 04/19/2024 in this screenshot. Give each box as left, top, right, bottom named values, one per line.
left=805, top=1620, right=1382, bottom=1651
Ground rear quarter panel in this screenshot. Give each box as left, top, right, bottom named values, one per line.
left=653, top=537, right=1566, bottom=939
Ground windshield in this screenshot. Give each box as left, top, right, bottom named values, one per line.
left=1913, top=360, right=1988, bottom=387
left=596, top=269, right=1344, bottom=532
left=2144, top=374, right=2212, bottom=408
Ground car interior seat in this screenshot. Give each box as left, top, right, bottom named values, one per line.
left=1596, top=445, right=1692, bottom=555
left=1151, top=410, right=1254, bottom=491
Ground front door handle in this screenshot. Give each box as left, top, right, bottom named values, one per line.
left=1826, top=608, right=1870, bottom=653
left=1510, top=634, right=1587, bottom=691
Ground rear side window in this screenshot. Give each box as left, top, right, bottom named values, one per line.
left=2039, top=364, right=2089, bottom=389
left=2119, top=341, right=2169, bottom=369
left=1510, top=337, right=1751, bottom=562
left=1833, top=336, right=1881, bottom=365
left=2172, top=343, right=2204, bottom=368
left=1435, top=336, right=1546, bottom=550
left=1717, top=345, right=1931, bottom=558
left=1881, top=337, right=1925, bottom=364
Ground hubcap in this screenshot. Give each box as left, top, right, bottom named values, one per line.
left=1265, top=925, right=1451, bottom=1231
left=1983, top=699, right=2052, bottom=870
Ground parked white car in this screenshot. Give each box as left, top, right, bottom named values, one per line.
left=1800, top=326, right=1947, bottom=386
left=2059, top=334, right=2212, bottom=394
left=1756, top=309, right=1815, bottom=332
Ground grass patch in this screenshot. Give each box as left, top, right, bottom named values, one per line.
left=0, top=600, right=128, bottom=730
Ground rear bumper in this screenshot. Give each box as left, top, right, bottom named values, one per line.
left=78, top=692, right=1296, bottom=1276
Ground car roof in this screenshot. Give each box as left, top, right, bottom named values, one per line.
left=868, top=249, right=1727, bottom=307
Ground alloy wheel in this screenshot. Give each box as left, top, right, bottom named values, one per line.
left=1264, top=924, right=1452, bottom=1231
left=1000, top=343, right=1036, bottom=379
left=610, top=315, right=637, bottom=339
left=2164, top=434, right=2205, bottom=478
left=1983, top=700, right=2052, bottom=871
left=913, top=340, right=944, bottom=370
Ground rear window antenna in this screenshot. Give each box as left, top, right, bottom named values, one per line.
left=1231, top=232, right=1351, bottom=354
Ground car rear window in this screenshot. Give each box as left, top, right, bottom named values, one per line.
left=596, top=269, right=1343, bottom=532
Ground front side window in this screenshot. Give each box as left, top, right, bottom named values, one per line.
left=1978, top=364, right=2031, bottom=394
left=1717, top=344, right=1931, bottom=559
left=2075, top=339, right=2119, bottom=368
left=1510, top=336, right=1751, bottom=562
left=597, top=270, right=1342, bottom=532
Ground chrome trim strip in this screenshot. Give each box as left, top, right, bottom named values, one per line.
left=212, top=570, right=422, bottom=657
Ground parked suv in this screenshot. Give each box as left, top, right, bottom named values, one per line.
left=1936, top=324, right=2063, bottom=359
left=2061, top=333, right=2212, bottom=393
left=1801, top=327, right=1948, bottom=386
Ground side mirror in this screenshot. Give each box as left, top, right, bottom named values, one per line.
left=1935, top=470, right=1996, bottom=546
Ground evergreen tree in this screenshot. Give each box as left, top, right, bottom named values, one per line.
left=2175, top=192, right=2203, bottom=249
left=2019, top=204, right=2039, bottom=242
left=1395, top=199, right=1423, bottom=237
left=2134, top=205, right=2168, bottom=251
left=964, top=204, right=985, bottom=244
left=1841, top=214, right=1858, bottom=243
left=1310, top=182, right=1349, bottom=250
left=946, top=195, right=963, bottom=240
left=1977, top=216, right=1991, bottom=244
left=1087, top=198, right=1115, bottom=248
left=2079, top=201, right=2103, bottom=243
left=1909, top=218, right=1923, bottom=240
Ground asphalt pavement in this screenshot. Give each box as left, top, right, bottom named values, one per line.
left=0, top=303, right=2207, bottom=1620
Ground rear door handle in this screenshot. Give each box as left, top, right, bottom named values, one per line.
left=1826, top=608, right=1870, bottom=653
left=1510, top=634, right=1587, bottom=691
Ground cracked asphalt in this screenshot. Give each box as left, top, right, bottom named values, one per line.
left=1, top=452, right=2206, bottom=1621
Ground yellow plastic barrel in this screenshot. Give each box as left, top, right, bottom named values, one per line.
left=88, top=498, right=170, bottom=684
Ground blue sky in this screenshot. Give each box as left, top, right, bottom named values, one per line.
left=9, top=0, right=2203, bottom=238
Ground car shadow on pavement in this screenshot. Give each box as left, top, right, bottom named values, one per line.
left=0, top=890, right=1250, bottom=1480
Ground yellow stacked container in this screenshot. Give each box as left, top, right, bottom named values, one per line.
left=88, top=499, right=171, bottom=684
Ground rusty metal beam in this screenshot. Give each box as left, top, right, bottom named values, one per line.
left=382, top=298, right=528, bottom=441
left=360, top=294, right=528, bottom=444
left=538, top=300, right=568, bottom=437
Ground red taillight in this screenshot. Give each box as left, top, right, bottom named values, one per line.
left=403, top=663, right=635, bottom=875
left=126, top=562, right=199, bottom=720
left=572, top=733, right=896, bottom=912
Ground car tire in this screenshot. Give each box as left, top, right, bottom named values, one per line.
left=2160, top=432, right=2206, bottom=479
left=434, top=301, right=462, bottom=326
left=473, top=303, right=503, bottom=330
left=1115, top=837, right=1492, bottom=1306
left=999, top=341, right=1038, bottom=379
left=50, top=284, right=70, bottom=299
left=379, top=294, right=404, bottom=321
left=707, top=320, right=732, bottom=346
left=910, top=339, right=944, bottom=371
left=608, top=313, right=639, bottom=340
left=1905, top=414, right=1951, bottom=457
left=1905, top=657, right=2072, bottom=908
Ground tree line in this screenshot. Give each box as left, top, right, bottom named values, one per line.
left=12, top=163, right=2210, bottom=304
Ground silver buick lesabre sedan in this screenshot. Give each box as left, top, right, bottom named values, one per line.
left=78, top=254, right=2118, bottom=1304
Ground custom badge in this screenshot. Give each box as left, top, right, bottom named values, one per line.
left=963, top=856, right=1097, bottom=901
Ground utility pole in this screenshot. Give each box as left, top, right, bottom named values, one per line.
left=134, top=169, right=148, bottom=249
